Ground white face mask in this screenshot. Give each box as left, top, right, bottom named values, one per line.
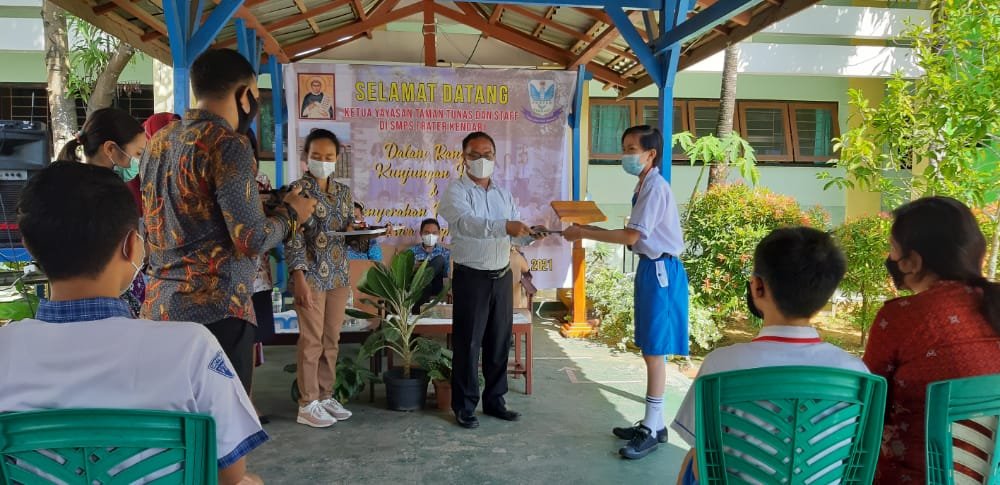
left=466, top=158, right=495, bottom=179
left=421, top=233, right=439, bottom=247
left=307, top=159, right=337, bottom=179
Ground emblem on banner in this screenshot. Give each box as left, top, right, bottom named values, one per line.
left=523, top=80, right=562, bottom=124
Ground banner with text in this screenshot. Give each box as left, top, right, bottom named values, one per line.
left=285, top=64, right=576, bottom=289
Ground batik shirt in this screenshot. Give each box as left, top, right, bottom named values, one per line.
left=864, top=281, right=1000, bottom=484
left=286, top=173, right=352, bottom=291
left=140, top=109, right=292, bottom=325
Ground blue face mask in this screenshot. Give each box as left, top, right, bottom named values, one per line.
left=621, top=154, right=646, bottom=176
left=114, top=144, right=141, bottom=181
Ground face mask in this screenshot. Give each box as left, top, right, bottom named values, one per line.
left=422, top=234, right=439, bottom=247
left=746, top=281, right=764, bottom=320
left=467, top=158, right=495, bottom=179
left=885, top=257, right=908, bottom=291
left=307, top=159, right=337, bottom=179
left=235, top=87, right=259, bottom=134
left=121, top=231, right=145, bottom=296
left=113, top=145, right=141, bottom=181
left=622, top=154, right=646, bottom=176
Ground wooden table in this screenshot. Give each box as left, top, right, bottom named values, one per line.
left=412, top=305, right=534, bottom=395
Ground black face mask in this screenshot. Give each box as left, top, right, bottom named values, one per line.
left=235, top=87, right=258, bottom=134
left=746, top=281, right=764, bottom=320
left=885, top=257, right=908, bottom=291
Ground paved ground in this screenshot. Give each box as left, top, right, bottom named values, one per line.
left=249, top=307, right=693, bottom=484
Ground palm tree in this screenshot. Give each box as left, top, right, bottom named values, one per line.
left=707, top=44, right=739, bottom=188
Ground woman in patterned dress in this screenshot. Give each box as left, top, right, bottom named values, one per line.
left=864, top=196, right=1000, bottom=483
left=286, top=129, right=355, bottom=428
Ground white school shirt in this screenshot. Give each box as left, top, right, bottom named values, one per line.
left=0, top=318, right=267, bottom=469
left=627, top=167, right=685, bottom=258
left=670, top=325, right=869, bottom=447
left=439, top=175, right=520, bottom=271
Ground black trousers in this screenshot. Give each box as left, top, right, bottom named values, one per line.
left=414, top=255, right=448, bottom=312
left=451, top=264, right=513, bottom=414
left=206, top=317, right=256, bottom=395
left=251, top=290, right=275, bottom=345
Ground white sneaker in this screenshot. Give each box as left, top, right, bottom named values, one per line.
left=297, top=400, right=336, bottom=428
left=320, top=397, right=353, bottom=420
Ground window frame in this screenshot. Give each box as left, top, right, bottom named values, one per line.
left=588, top=98, right=636, bottom=162
left=737, top=101, right=795, bottom=163
left=788, top=102, right=840, bottom=163
left=635, top=99, right=688, bottom=160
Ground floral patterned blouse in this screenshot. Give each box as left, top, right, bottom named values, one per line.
left=286, top=173, right=352, bottom=291
left=864, top=281, right=1000, bottom=483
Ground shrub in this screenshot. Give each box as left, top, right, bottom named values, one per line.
left=833, top=215, right=894, bottom=345
left=586, top=249, right=635, bottom=352
left=689, top=292, right=722, bottom=352
left=683, top=184, right=828, bottom=326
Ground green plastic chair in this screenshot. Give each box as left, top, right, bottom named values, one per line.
left=0, top=409, right=217, bottom=485
left=926, top=374, right=1000, bottom=485
left=694, top=366, right=887, bottom=484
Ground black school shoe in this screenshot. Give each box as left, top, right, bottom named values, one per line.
left=619, top=425, right=659, bottom=460
left=613, top=422, right=668, bottom=443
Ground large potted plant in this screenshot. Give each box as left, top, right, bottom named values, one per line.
left=349, top=251, right=448, bottom=411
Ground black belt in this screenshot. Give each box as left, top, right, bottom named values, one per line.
left=455, top=264, right=510, bottom=280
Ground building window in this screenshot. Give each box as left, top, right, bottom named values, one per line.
left=588, top=97, right=838, bottom=165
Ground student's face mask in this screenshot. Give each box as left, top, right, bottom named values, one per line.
left=421, top=233, right=439, bottom=247
left=113, top=144, right=141, bottom=181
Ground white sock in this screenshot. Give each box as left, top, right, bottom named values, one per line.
left=642, top=395, right=664, bottom=438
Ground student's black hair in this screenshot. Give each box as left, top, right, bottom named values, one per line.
left=753, top=226, right=846, bottom=319
left=621, top=125, right=664, bottom=169
left=891, top=196, right=1000, bottom=334
left=353, top=201, right=364, bottom=211
left=56, top=108, right=143, bottom=163
left=18, top=161, right=138, bottom=281
left=190, top=48, right=257, bottom=100
left=462, top=131, right=496, bottom=152
left=420, top=218, right=441, bottom=232
left=303, top=129, right=341, bottom=155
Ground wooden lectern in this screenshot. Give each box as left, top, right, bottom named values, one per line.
left=552, top=201, right=606, bottom=338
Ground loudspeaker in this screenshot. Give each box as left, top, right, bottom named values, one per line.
left=0, top=121, right=50, bottom=248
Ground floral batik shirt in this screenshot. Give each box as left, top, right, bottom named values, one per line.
left=140, top=109, right=292, bottom=325
left=286, top=173, right=352, bottom=291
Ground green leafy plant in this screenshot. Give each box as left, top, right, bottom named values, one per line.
left=419, top=341, right=453, bottom=383
left=673, top=131, right=759, bottom=220
left=689, top=291, right=723, bottom=352
left=833, top=215, right=895, bottom=345
left=585, top=245, right=636, bottom=352
left=349, top=251, right=449, bottom=378
left=683, top=184, right=828, bottom=327
left=820, top=0, right=1000, bottom=276
left=333, top=357, right=378, bottom=404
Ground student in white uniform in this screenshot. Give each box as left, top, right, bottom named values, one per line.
left=562, top=125, right=688, bottom=460
left=671, top=227, right=869, bottom=484
left=0, top=161, right=266, bottom=485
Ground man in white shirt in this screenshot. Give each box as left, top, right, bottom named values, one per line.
left=0, top=161, right=266, bottom=485
left=439, top=131, right=535, bottom=429
left=671, top=227, right=869, bottom=484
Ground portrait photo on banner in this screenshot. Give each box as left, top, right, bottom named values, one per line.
left=298, top=73, right=336, bottom=120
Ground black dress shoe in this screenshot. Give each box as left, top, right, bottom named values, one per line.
left=484, top=408, right=520, bottom=421
left=455, top=411, right=479, bottom=429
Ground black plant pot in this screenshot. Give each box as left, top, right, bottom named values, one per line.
left=383, top=368, right=429, bottom=411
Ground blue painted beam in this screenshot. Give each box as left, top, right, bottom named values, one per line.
left=187, top=0, right=246, bottom=62
left=466, top=0, right=661, bottom=8
left=656, top=0, right=694, bottom=183
left=651, top=0, right=758, bottom=57
left=268, top=54, right=287, bottom=291
left=568, top=66, right=590, bottom=201
left=162, top=0, right=190, bottom=114
left=607, top=7, right=662, bottom=86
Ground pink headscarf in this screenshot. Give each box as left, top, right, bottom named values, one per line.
left=142, top=112, right=180, bottom=139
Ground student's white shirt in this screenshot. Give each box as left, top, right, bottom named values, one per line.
left=627, top=167, right=685, bottom=258
left=671, top=325, right=869, bottom=447
left=0, top=317, right=267, bottom=469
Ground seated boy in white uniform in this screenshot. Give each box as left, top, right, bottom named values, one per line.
left=672, top=227, right=869, bottom=484
left=0, top=161, right=267, bottom=485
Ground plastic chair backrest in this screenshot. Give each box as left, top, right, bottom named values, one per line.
left=926, top=374, right=1000, bottom=485
left=695, top=366, right=887, bottom=484
left=0, top=409, right=217, bottom=485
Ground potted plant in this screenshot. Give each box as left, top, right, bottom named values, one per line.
left=419, top=342, right=453, bottom=412
left=348, top=251, right=449, bottom=411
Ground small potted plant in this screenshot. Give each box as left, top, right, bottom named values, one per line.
left=419, top=343, right=453, bottom=412
left=348, top=251, right=448, bottom=411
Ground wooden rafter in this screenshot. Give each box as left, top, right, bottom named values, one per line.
left=503, top=4, right=589, bottom=42
left=696, top=0, right=751, bottom=26
left=532, top=6, right=556, bottom=37
left=259, top=0, right=352, bottom=34
left=48, top=0, right=171, bottom=62
left=292, top=0, right=321, bottom=34
left=569, top=23, right=617, bottom=68
left=284, top=0, right=415, bottom=56
left=293, top=32, right=363, bottom=61
left=437, top=2, right=628, bottom=87
left=618, top=0, right=815, bottom=98
left=105, top=0, right=168, bottom=42
left=422, top=0, right=435, bottom=66
left=92, top=3, right=117, bottom=15
left=571, top=20, right=604, bottom=54
left=488, top=4, right=504, bottom=24
left=350, top=0, right=373, bottom=38
left=226, top=0, right=290, bottom=62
